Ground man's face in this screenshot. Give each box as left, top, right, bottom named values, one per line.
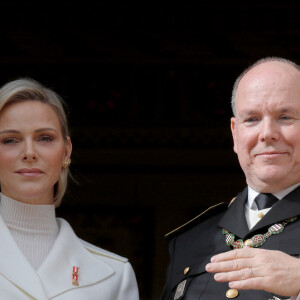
left=231, top=61, right=300, bottom=192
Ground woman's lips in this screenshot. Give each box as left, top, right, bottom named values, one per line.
left=16, top=168, right=44, bottom=176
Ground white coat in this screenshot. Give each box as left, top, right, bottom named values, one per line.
left=0, top=216, right=139, bottom=299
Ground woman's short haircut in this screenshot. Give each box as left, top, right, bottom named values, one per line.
left=0, top=78, right=71, bottom=206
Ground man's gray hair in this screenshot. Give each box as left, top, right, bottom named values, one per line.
left=231, top=57, right=300, bottom=116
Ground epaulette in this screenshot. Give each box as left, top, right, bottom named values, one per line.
left=229, top=197, right=236, bottom=206
left=80, top=239, right=128, bottom=263
left=164, top=202, right=229, bottom=240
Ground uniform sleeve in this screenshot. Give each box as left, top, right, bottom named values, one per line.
left=116, top=262, right=139, bottom=300
left=160, top=237, right=177, bottom=300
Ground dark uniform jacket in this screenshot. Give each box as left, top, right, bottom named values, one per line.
left=161, top=186, right=300, bottom=300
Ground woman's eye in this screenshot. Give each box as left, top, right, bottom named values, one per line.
left=2, top=138, right=18, bottom=144
left=39, top=135, right=53, bottom=142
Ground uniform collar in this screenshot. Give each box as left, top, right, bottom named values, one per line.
left=218, top=187, right=249, bottom=239
left=0, top=214, right=49, bottom=299
left=247, top=183, right=300, bottom=210
left=0, top=216, right=114, bottom=299
left=218, top=185, right=300, bottom=240
left=38, top=218, right=114, bottom=298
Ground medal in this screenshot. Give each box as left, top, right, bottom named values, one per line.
left=72, top=266, right=80, bottom=286
left=222, top=216, right=297, bottom=248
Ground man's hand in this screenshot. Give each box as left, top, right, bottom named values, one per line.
left=205, top=247, right=300, bottom=296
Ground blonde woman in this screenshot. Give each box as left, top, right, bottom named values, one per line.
left=0, top=78, right=139, bottom=299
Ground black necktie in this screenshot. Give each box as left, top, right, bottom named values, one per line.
left=254, top=193, right=279, bottom=210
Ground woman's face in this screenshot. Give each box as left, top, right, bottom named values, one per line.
left=0, top=100, right=72, bottom=205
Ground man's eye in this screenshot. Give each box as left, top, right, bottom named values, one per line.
left=245, top=117, right=258, bottom=122
left=280, top=115, right=291, bottom=120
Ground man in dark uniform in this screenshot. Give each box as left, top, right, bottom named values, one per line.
left=161, top=57, right=300, bottom=300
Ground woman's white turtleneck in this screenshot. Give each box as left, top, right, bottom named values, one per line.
left=0, top=193, right=59, bottom=269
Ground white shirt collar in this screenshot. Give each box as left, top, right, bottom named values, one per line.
left=247, top=183, right=300, bottom=210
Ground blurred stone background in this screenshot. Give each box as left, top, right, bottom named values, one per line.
left=1, top=1, right=300, bottom=299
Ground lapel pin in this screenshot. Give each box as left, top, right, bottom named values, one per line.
left=72, top=266, right=80, bottom=286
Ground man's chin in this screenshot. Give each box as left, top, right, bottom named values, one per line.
left=250, top=174, right=295, bottom=192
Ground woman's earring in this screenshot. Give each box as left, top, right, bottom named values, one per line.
left=62, top=158, right=71, bottom=168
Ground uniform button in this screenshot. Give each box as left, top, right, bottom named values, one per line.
left=258, top=212, right=264, bottom=218
left=184, top=267, right=190, bottom=275
left=226, top=288, right=239, bottom=298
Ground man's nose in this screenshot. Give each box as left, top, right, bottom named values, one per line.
left=259, top=118, right=280, bottom=142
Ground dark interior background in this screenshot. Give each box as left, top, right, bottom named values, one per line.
left=1, top=1, right=300, bottom=299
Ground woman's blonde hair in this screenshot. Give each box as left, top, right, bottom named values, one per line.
left=0, top=77, right=71, bottom=206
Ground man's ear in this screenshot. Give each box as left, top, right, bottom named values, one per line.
left=231, top=117, right=238, bottom=154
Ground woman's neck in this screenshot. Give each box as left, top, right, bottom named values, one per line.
left=0, top=193, right=59, bottom=269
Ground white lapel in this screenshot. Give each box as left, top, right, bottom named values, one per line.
left=0, top=215, right=49, bottom=299
left=37, top=218, right=114, bottom=299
